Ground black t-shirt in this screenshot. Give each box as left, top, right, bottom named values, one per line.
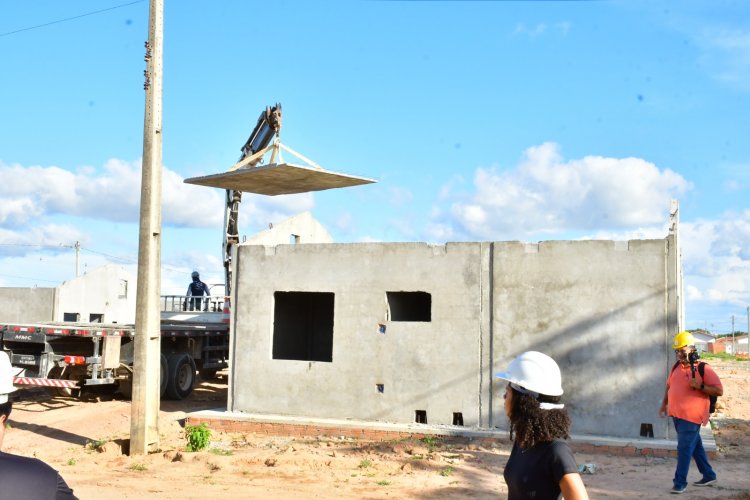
left=503, top=439, right=579, bottom=500
left=0, top=451, right=77, bottom=499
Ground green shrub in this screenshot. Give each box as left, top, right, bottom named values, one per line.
left=185, top=423, right=212, bottom=452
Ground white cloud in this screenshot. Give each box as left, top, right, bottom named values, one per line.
left=0, top=159, right=318, bottom=235
left=681, top=210, right=750, bottom=329
left=514, top=23, right=547, bottom=38
left=432, top=142, right=691, bottom=241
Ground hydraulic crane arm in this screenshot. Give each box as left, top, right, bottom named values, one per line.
left=223, top=104, right=282, bottom=296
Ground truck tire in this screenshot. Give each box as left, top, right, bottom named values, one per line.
left=116, top=355, right=167, bottom=400
left=165, top=353, right=196, bottom=400
left=49, top=367, right=83, bottom=398
left=160, top=354, right=168, bottom=398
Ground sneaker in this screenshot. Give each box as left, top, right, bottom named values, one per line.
left=693, top=478, right=716, bottom=487
left=671, top=485, right=687, bottom=494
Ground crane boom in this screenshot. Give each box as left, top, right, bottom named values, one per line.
left=223, top=104, right=282, bottom=295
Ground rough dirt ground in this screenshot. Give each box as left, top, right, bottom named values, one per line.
left=4, top=360, right=749, bottom=499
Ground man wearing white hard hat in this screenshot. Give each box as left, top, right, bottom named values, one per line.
left=495, top=351, right=589, bottom=500
left=0, top=351, right=77, bottom=499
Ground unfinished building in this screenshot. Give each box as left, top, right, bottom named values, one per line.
left=227, top=237, right=678, bottom=440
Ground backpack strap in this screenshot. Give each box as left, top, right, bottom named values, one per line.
left=670, top=360, right=680, bottom=374
left=697, top=361, right=706, bottom=379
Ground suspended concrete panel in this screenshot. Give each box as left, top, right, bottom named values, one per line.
left=184, top=163, right=376, bottom=196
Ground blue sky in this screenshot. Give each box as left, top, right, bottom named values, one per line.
left=1, top=1, right=749, bottom=333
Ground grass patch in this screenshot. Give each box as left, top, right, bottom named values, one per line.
left=358, top=459, right=373, bottom=469
left=439, top=466, right=455, bottom=477
left=700, top=352, right=749, bottom=362
left=419, top=436, right=441, bottom=448
left=128, top=463, right=147, bottom=471
left=376, top=480, right=391, bottom=486
left=209, top=448, right=233, bottom=456
left=66, top=458, right=77, bottom=466
left=85, top=438, right=108, bottom=451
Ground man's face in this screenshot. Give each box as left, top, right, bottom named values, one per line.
left=675, top=346, right=693, bottom=362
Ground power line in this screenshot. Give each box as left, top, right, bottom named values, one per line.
left=0, top=0, right=146, bottom=38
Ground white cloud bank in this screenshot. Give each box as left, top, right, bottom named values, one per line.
left=0, top=158, right=314, bottom=241
left=428, top=142, right=691, bottom=241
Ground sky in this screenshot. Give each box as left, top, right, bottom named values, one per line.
left=1, top=0, right=749, bottom=334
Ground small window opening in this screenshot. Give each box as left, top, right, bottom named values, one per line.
left=89, top=313, right=104, bottom=323
left=272, top=291, right=334, bottom=362
left=63, top=313, right=80, bottom=322
left=387, top=291, right=431, bottom=322
left=415, top=410, right=427, bottom=424
left=376, top=384, right=384, bottom=393
left=118, top=279, right=128, bottom=298
left=452, top=412, right=464, bottom=426
left=640, top=423, right=654, bottom=438
left=290, top=234, right=300, bottom=244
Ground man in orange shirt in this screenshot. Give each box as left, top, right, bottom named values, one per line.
left=659, top=331, right=723, bottom=494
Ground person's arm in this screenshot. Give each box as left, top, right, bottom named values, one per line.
left=689, top=365, right=723, bottom=396
left=55, top=472, right=78, bottom=499
left=659, top=384, right=669, bottom=417
left=560, top=473, right=589, bottom=500
left=186, top=284, right=192, bottom=296
left=204, top=282, right=210, bottom=296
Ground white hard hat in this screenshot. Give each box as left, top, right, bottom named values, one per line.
left=495, top=351, right=564, bottom=397
left=0, top=351, right=17, bottom=404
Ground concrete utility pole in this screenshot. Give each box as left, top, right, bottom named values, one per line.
left=74, top=241, right=80, bottom=277
left=669, top=200, right=684, bottom=332
left=130, top=0, right=163, bottom=455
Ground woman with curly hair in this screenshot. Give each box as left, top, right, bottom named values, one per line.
left=496, top=351, right=589, bottom=500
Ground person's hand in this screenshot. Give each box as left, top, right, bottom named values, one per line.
left=659, top=403, right=668, bottom=418
left=689, top=378, right=702, bottom=390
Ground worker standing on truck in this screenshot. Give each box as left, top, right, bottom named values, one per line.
left=186, top=271, right=210, bottom=311
left=0, top=352, right=78, bottom=499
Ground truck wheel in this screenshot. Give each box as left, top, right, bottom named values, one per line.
left=119, top=356, right=166, bottom=399
left=160, top=354, right=168, bottom=398
left=199, top=368, right=218, bottom=380
left=165, top=353, right=196, bottom=400
left=49, top=367, right=83, bottom=398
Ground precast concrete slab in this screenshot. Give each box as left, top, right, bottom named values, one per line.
left=184, top=162, right=376, bottom=195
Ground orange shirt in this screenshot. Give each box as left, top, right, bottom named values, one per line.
left=667, top=362, right=722, bottom=425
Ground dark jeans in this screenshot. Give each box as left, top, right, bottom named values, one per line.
left=672, top=417, right=716, bottom=488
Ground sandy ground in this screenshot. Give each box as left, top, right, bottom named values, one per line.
left=4, top=360, right=749, bottom=499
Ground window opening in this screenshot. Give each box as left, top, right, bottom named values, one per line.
left=89, top=313, right=104, bottom=323
left=63, top=313, right=80, bottom=322
left=415, top=410, right=427, bottom=424
left=452, top=412, right=464, bottom=426
left=272, top=291, right=334, bottom=362
left=386, top=291, right=431, bottom=322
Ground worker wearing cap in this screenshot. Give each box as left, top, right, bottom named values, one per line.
left=0, top=352, right=77, bottom=499
left=495, top=351, right=589, bottom=500
left=186, top=271, right=210, bottom=311
left=659, top=331, right=722, bottom=494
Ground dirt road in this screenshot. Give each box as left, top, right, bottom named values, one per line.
left=4, top=361, right=749, bottom=499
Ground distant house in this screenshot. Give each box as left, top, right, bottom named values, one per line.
left=711, top=334, right=749, bottom=357
left=691, top=330, right=715, bottom=353
left=0, top=264, right=135, bottom=324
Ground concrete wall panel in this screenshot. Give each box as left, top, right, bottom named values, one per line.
left=229, top=237, right=678, bottom=439
left=230, top=242, right=486, bottom=426
left=0, top=288, right=55, bottom=323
